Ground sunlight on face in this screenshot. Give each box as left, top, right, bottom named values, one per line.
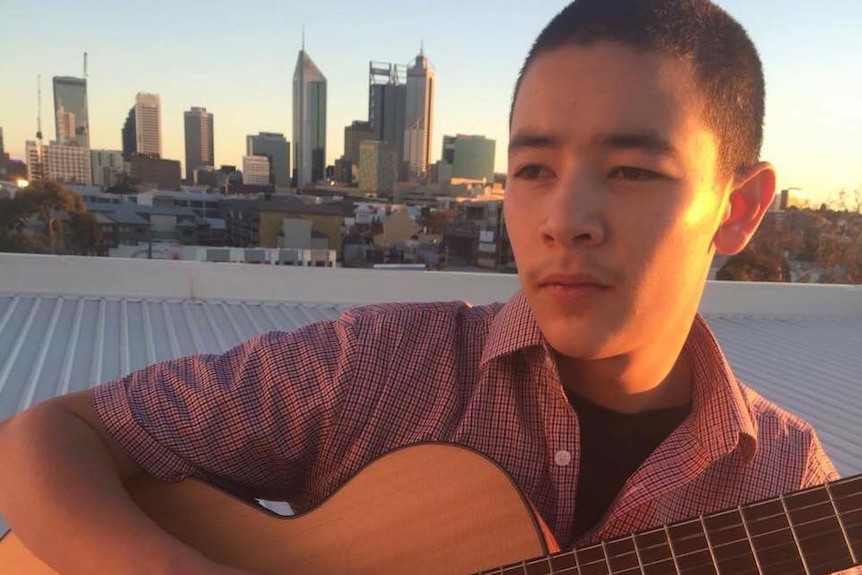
left=506, top=42, right=725, bottom=361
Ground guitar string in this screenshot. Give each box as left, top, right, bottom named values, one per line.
left=480, top=493, right=862, bottom=575
left=488, top=514, right=862, bottom=575
left=588, top=487, right=861, bottom=559
left=498, top=514, right=862, bottom=575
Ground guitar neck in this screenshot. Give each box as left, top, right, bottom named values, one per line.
left=481, top=474, right=862, bottom=575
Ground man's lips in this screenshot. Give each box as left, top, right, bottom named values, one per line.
left=536, top=273, right=612, bottom=289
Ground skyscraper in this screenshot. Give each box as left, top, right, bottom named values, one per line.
left=344, top=120, right=375, bottom=165
left=450, top=134, right=496, bottom=183
left=134, top=93, right=162, bottom=158
left=121, top=108, right=136, bottom=159
left=53, top=76, right=89, bottom=148
left=292, top=48, right=327, bottom=186
left=184, top=107, right=214, bottom=182
left=368, top=62, right=407, bottom=177
left=242, top=155, right=271, bottom=186
left=43, top=143, right=92, bottom=185
left=246, top=132, right=291, bottom=188
left=404, top=49, right=435, bottom=180
left=25, top=140, right=44, bottom=182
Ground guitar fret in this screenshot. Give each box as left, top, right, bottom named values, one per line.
left=601, top=541, right=614, bottom=574
left=631, top=528, right=678, bottom=575
left=826, top=481, right=859, bottom=564
left=741, top=498, right=806, bottom=575
left=630, top=534, right=646, bottom=575
left=780, top=494, right=812, bottom=575
left=577, top=543, right=615, bottom=575
left=782, top=484, right=855, bottom=575
left=737, top=506, right=766, bottom=575
left=662, top=524, right=682, bottom=575
left=699, top=515, right=722, bottom=575
left=829, top=476, right=862, bottom=562
left=665, top=517, right=718, bottom=574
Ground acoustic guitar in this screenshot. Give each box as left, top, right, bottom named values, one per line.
left=1, top=442, right=860, bottom=574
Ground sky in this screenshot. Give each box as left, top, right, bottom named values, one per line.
left=1, top=0, right=860, bottom=205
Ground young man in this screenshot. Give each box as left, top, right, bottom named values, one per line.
left=0, top=1, right=845, bottom=574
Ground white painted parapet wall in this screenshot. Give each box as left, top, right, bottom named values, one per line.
left=0, top=253, right=860, bottom=317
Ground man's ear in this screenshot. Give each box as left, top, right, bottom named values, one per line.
left=714, top=162, right=777, bottom=256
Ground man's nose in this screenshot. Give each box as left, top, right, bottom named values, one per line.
left=537, top=171, right=607, bottom=247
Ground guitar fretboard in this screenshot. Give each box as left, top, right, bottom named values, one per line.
left=479, top=474, right=862, bottom=575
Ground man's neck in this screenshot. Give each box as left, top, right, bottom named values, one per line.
left=555, top=345, right=693, bottom=414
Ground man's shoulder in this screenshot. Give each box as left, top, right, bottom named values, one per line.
left=338, top=300, right=505, bottom=330
left=739, top=381, right=818, bottom=440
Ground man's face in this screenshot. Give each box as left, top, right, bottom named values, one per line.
left=506, top=42, right=730, bottom=360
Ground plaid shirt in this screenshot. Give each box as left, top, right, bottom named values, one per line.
left=94, top=290, right=839, bottom=551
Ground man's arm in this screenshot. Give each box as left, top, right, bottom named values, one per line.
left=0, top=390, right=253, bottom=575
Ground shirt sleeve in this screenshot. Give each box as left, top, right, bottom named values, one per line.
left=801, top=429, right=841, bottom=486
left=91, top=317, right=357, bottom=502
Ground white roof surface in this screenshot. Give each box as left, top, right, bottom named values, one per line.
left=1, top=253, right=860, bottom=537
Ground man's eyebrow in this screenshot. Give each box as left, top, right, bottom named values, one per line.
left=508, top=132, right=562, bottom=154
left=593, top=131, right=680, bottom=159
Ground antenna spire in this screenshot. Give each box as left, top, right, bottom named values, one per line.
left=302, top=25, right=306, bottom=51
left=420, top=39, right=424, bottom=56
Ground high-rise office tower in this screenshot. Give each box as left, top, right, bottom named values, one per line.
left=134, top=93, right=162, bottom=158
left=242, top=155, right=271, bottom=186
left=121, top=108, right=136, bottom=159
left=25, top=140, right=45, bottom=182
left=43, top=143, right=92, bottom=185
left=368, top=62, right=407, bottom=177
left=344, top=120, right=375, bottom=165
left=449, top=134, right=496, bottom=183
left=184, top=107, right=214, bottom=182
left=246, top=132, right=291, bottom=188
left=53, top=76, right=89, bottom=148
left=404, top=49, right=435, bottom=180
left=292, top=47, right=327, bottom=186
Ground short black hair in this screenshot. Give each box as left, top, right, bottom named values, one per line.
left=512, top=0, right=765, bottom=179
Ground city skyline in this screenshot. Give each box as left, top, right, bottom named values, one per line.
left=1, top=0, right=860, bottom=204
left=293, top=48, right=327, bottom=186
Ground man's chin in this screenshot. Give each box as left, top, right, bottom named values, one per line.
left=539, top=319, right=621, bottom=361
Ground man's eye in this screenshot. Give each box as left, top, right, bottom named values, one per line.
left=609, top=167, right=664, bottom=181
left=514, top=165, right=553, bottom=180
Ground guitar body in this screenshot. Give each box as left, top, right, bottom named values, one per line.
left=0, top=443, right=558, bottom=575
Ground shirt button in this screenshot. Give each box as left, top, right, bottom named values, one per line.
left=554, top=450, right=572, bottom=467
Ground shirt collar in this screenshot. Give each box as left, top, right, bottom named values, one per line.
left=482, top=291, right=758, bottom=461
left=480, top=290, right=544, bottom=366
left=685, top=314, right=758, bottom=463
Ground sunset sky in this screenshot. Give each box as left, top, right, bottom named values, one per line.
left=2, top=0, right=860, bottom=205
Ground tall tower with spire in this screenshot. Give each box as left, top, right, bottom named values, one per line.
left=404, top=45, right=435, bottom=181
left=292, top=35, right=327, bottom=187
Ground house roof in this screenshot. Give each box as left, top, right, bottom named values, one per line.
left=0, top=253, right=860, bottom=537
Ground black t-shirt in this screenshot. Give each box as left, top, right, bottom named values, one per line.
left=566, top=390, right=691, bottom=539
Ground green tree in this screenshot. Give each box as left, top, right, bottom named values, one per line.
left=67, top=211, right=104, bottom=255
left=105, top=173, right=139, bottom=195
left=0, top=181, right=102, bottom=255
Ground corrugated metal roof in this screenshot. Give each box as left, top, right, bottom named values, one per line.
left=1, top=292, right=860, bottom=538
left=0, top=295, right=351, bottom=422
